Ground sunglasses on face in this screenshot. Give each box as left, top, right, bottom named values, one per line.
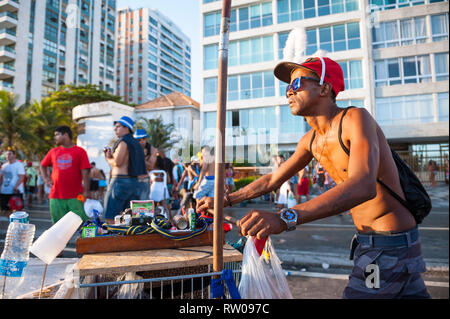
left=285, top=76, right=320, bottom=98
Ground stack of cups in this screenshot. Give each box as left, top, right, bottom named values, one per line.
left=30, top=212, right=83, bottom=265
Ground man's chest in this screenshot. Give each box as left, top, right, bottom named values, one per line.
left=311, top=133, right=349, bottom=184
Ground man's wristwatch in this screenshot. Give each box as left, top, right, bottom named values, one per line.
left=279, top=208, right=298, bottom=231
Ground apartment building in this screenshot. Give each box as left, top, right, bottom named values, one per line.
left=116, top=7, right=192, bottom=105
left=0, top=0, right=117, bottom=105
left=200, top=0, right=449, bottom=171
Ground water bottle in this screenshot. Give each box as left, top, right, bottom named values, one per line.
left=0, top=222, right=36, bottom=299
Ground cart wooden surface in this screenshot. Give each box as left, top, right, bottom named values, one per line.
left=74, top=244, right=242, bottom=277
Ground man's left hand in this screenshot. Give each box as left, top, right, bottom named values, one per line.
left=239, top=209, right=287, bottom=239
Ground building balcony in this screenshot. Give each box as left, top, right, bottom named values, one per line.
left=0, top=80, right=13, bottom=92
left=0, top=0, right=19, bottom=12
left=0, top=11, right=17, bottom=29
left=0, top=63, right=14, bottom=80
left=0, top=45, right=14, bottom=62
left=0, top=28, right=16, bottom=46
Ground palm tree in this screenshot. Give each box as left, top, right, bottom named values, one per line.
left=0, top=91, right=35, bottom=154
left=136, top=116, right=181, bottom=150
left=27, top=97, right=70, bottom=159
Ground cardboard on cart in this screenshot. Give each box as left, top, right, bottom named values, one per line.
left=130, top=200, right=154, bottom=217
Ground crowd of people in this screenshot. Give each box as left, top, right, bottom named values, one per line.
left=0, top=117, right=238, bottom=226
left=269, top=154, right=336, bottom=209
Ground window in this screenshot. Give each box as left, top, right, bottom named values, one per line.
left=431, top=13, right=449, bottom=42
left=277, top=0, right=358, bottom=23
left=204, top=11, right=221, bottom=37
left=228, top=75, right=239, bottom=101
left=231, top=2, right=273, bottom=33
left=206, top=71, right=275, bottom=104
left=437, top=92, right=449, bottom=121
left=435, top=52, right=449, bottom=81
left=374, top=55, right=431, bottom=86
left=375, top=94, right=435, bottom=125
left=239, top=7, right=249, bottom=31
left=278, top=32, right=290, bottom=59
left=203, top=44, right=218, bottom=70
left=306, top=22, right=360, bottom=55
left=372, top=17, right=427, bottom=49
left=369, top=0, right=427, bottom=11
left=204, top=77, right=218, bottom=104
left=336, top=99, right=365, bottom=108
left=204, top=111, right=217, bottom=129
left=338, top=60, right=363, bottom=89
left=234, top=36, right=274, bottom=67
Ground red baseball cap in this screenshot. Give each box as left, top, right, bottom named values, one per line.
left=274, top=57, right=345, bottom=96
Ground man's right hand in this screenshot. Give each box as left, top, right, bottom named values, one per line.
left=196, top=196, right=214, bottom=212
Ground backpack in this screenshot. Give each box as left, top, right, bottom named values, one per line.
left=309, top=106, right=432, bottom=224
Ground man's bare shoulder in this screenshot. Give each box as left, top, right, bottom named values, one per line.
left=295, top=128, right=315, bottom=153
left=116, top=140, right=128, bottom=150
left=342, top=107, right=375, bottom=126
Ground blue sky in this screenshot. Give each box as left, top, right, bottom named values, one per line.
left=117, top=0, right=202, bottom=102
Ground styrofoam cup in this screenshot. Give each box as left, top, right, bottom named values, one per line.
left=30, top=211, right=82, bottom=264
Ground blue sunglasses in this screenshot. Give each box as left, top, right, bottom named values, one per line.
left=285, top=76, right=320, bottom=97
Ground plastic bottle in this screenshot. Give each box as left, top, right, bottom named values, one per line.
left=0, top=221, right=36, bottom=299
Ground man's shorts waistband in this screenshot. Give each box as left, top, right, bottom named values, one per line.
left=356, top=226, right=419, bottom=248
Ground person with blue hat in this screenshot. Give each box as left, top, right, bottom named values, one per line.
left=103, top=116, right=148, bottom=223
left=134, top=128, right=158, bottom=173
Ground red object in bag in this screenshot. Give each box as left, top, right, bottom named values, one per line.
left=8, top=196, right=24, bottom=211
left=253, top=237, right=268, bottom=256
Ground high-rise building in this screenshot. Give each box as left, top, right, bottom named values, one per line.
left=0, top=0, right=116, bottom=105
left=116, top=7, right=192, bottom=105
left=200, top=0, right=449, bottom=174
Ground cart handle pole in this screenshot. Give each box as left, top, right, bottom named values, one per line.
left=213, top=0, right=232, bottom=275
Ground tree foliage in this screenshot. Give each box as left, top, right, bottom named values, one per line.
left=136, top=116, right=181, bottom=150
left=0, top=85, right=130, bottom=160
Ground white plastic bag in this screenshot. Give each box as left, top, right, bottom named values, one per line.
left=287, top=190, right=297, bottom=208
left=83, top=199, right=103, bottom=219
left=238, top=236, right=293, bottom=299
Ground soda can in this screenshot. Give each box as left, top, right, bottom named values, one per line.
left=9, top=211, right=29, bottom=224
left=114, top=215, right=123, bottom=225
left=188, top=208, right=196, bottom=231
left=173, top=214, right=188, bottom=230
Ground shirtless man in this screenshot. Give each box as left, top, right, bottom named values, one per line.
left=197, top=57, right=430, bottom=299
left=193, top=146, right=216, bottom=200
left=103, top=116, right=147, bottom=222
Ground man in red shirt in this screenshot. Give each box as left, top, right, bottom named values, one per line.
left=40, top=126, right=91, bottom=224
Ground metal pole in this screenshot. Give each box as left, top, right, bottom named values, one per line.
left=213, top=0, right=231, bottom=274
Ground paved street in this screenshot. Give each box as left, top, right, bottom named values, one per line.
left=0, top=183, right=448, bottom=299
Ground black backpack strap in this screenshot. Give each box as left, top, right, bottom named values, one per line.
left=376, top=176, right=409, bottom=208
left=309, top=130, right=316, bottom=156
left=338, top=106, right=355, bottom=156
left=338, top=107, right=409, bottom=209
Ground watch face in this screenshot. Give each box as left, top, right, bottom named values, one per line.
left=283, top=210, right=295, bottom=221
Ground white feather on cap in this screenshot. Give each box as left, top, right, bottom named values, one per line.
left=282, top=27, right=307, bottom=63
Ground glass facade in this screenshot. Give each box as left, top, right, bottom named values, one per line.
left=306, top=22, right=361, bottom=55
left=201, top=0, right=449, bottom=160
left=375, top=94, right=435, bottom=125
left=277, top=0, right=358, bottom=23
left=374, top=55, right=435, bottom=86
